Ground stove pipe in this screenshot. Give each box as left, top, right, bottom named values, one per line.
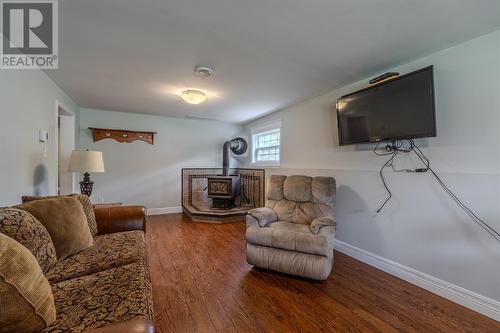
left=222, top=137, right=248, bottom=176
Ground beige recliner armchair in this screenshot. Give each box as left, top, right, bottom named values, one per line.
left=246, top=175, right=336, bottom=280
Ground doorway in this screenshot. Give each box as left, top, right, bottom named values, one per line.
left=57, top=103, right=75, bottom=195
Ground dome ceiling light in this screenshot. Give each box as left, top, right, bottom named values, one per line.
left=181, top=90, right=207, bottom=105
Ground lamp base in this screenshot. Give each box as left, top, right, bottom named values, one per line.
left=80, top=172, right=94, bottom=197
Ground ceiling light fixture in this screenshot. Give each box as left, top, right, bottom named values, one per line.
left=181, top=90, right=207, bottom=104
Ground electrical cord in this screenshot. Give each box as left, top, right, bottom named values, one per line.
left=410, top=140, right=500, bottom=241
left=374, top=138, right=500, bottom=242
left=374, top=139, right=413, bottom=212
left=376, top=150, right=398, bottom=212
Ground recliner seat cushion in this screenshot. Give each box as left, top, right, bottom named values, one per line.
left=270, top=221, right=311, bottom=233
left=246, top=221, right=334, bottom=257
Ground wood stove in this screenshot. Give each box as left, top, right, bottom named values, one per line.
left=205, top=137, right=247, bottom=209
left=207, top=175, right=240, bottom=209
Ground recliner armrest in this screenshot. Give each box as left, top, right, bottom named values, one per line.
left=247, top=207, right=278, bottom=227
left=94, top=206, right=147, bottom=235
left=310, top=217, right=336, bottom=234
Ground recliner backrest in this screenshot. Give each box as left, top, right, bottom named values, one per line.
left=265, top=175, right=336, bottom=224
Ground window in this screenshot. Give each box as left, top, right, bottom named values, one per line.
left=251, top=122, right=281, bottom=166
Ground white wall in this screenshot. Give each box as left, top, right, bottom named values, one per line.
left=242, top=30, right=500, bottom=304
left=0, top=70, right=78, bottom=206
left=78, top=108, right=243, bottom=210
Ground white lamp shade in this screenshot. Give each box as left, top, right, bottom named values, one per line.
left=68, top=150, right=105, bottom=173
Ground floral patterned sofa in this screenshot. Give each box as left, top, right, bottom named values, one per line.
left=0, top=197, right=154, bottom=333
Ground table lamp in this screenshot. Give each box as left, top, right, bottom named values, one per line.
left=68, top=150, right=105, bottom=196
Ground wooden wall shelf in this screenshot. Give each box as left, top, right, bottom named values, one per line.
left=89, top=127, right=157, bottom=145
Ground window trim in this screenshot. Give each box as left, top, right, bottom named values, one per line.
left=250, top=120, right=281, bottom=167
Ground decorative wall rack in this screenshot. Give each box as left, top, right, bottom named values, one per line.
left=89, top=127, right=157, bottom=145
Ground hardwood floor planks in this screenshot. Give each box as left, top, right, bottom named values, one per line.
left=147, top=214, right=500, bottom=333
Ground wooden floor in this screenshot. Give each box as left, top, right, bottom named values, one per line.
left=147, top=214, right=499, bottom=333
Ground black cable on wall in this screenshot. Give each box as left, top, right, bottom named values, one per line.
left=374, top=139, right=500, bottom=242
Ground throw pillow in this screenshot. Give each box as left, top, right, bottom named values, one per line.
left=22, top=194, right=98, bottom=237
left=16, top=197, right=93, bottom=260
left=0, top=233, right=56, bottom=332
left=0, top=208, right=57, bottom=274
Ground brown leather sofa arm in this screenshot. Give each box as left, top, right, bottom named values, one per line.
left=84, top=319, right=154, bottom=333
left=94, top=206, right=147, bottom=235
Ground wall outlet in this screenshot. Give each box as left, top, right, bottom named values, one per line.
left=98, top=196, right=104, bottom=204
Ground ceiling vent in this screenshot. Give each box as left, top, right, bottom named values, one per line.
left=194, top=66, right=214, bottom=77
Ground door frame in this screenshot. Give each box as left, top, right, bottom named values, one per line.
left=54, top=100, right=76, bottom=194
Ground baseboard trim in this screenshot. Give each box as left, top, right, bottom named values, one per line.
left=334, top=240, right=500, bottom=321
left=147, top=206, right=183, bottom=216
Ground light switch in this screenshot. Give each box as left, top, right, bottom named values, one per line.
left=39, top=130, right=49, bottom=142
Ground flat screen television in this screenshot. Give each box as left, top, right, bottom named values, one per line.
left=336, top=66, right=436, bottom=145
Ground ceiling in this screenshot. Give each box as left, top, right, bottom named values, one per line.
left=47, top=0, right=500, bottom=123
